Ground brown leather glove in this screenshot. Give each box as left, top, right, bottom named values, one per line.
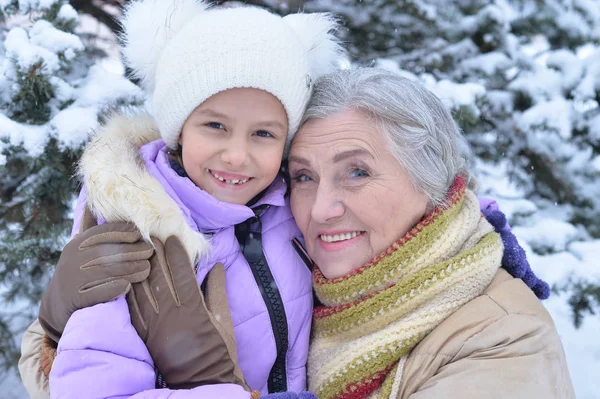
left=127, top=235, right=248, bottom=390
left=39, top=222, right=154, bottom=342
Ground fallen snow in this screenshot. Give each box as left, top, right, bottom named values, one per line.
left=426, top=79, right=486, bottom=111
left=4, top=27, right=61, bottom=73
left=57, top=3, right=78, bottom=22
left=513, top=218, right=579, bottom=253
left=478, top=160, right=600, bottom=399
left=518, top=98, right=572, bottom=140
left=51, top=106, right=99, bottom=150
left=460, top=51, right=511, bottom=76
left=29, top=20, right=83, bottom=55
left=0, top=113, right=49, bottom=158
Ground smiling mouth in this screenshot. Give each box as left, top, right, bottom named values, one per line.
left=319, top=231, right=364, bottom=243
left=206, top=169, right=252, bottom=185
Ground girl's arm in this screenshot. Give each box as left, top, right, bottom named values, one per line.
left=50, top=297, right=251, bottom=399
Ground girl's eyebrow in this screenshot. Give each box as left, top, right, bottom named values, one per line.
left=193, top=109, right=231, bottom=120
left=193, top=109, right=284, bottom=131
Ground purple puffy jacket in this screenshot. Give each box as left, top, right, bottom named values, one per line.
left=49, top=136, right=312, bottom=398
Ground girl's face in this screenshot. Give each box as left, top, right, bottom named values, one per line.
left=179, top=88, right=288, bottom=205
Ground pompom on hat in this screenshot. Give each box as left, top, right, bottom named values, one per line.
left=120, top=0, right=346, bottom=149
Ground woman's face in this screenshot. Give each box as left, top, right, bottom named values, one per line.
left=179, top=88, right=288, bottom=205
left=289, top=109, right=429, bottom=279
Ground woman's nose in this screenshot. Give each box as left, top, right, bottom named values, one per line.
left=310, top=184, right=345, bottom=224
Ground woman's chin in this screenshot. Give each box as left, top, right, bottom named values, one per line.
left=317, top=257, right=365, bottom=279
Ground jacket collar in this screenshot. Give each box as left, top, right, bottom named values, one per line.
left=139, top=139, right=287, bottom=233
left=77, top=112, right=207, bottom=263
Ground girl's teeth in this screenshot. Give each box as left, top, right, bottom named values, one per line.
left=207, top=170, right=249, bottom=185
left=320, top=232, right=362, bottom=243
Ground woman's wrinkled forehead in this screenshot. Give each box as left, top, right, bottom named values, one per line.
left=290, top=110, right=386, bottom=165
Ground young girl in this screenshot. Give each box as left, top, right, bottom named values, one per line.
left=18, top=0, right=344, bottom=397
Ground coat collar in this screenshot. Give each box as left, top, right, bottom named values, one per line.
left=139, top=139, right=287, bottom=233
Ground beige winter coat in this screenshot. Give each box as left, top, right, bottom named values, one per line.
left=397, top=268, right=575, bottom=398
left=19, top=192, right=574, bottom=399
left=19, top=270, right=574, bottom=399
left=19, top=318, right=49, bottom=399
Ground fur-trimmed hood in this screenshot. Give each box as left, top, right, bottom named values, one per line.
left=78, top=112, right=210, bottom=263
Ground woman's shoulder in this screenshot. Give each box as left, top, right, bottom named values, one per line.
left=479, top=268, right=553, bottom=320
left=399, top=269, right=573, bottom=398
left=414, top=269, right=558, bottom=359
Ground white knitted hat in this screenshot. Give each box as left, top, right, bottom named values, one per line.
left=120, top=0, right=346, bottom=149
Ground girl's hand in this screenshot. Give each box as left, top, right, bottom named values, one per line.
left=127, top=236, right=249, bottom=390
left=39, top=222, right=153, bottom=342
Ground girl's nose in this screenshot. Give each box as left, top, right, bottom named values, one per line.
left=221, top=138, right=250, bottom=169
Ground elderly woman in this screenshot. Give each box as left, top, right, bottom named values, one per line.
left=287, top=68, right=574, bottom=399
left=20, top=69, right=572, bottom=399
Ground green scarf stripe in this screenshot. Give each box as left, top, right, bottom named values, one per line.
left=314, top=232, right=501, bottom=337
left=379, top=362, right=400, bottom=399
left=316, top=333, right=426, bottom=399
left=314, top=195, right=464, bottom=305
left=314, top=232, right=500, bottom=336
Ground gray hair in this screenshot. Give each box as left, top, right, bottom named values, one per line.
left=298, top=67, right=475, bottom=208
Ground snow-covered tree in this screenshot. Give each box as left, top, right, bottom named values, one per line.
left=0, top=0, right=143, bottom=371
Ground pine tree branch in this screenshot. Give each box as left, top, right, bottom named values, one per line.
left=69, top=0, right=290, bottom=37
left=208, top=0, right=283, bottom=14
left=69, top=0, right=122, bottom=37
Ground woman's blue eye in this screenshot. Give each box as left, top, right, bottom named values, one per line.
left=255, top=130, right=274, bottom=138
left=350, top=168, right=369, bottom=178
left=206, top=122, right=224, bottom=129
left=292, top=174, right=312, bottom=182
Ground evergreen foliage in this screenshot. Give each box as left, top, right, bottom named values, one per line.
left=0, top=0, right=143, bottom=371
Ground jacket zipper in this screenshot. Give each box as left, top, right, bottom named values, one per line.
left=235, top=210, right=289, bottom=392
left=168, top=158, right=289, bottom=390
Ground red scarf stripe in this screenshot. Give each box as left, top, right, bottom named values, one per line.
left=314, top=176, right=466, bottom=286
left=332, top=363, right=398, bottom=399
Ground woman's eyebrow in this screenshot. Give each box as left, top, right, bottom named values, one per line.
left=288, top=156, right=311, bottom=166
left=258, top=120, right=286, bottom=131
left=332, top=148, right=373, bottom=163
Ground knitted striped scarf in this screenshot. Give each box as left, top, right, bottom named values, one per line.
left=307, top=177, right=503, bottom=399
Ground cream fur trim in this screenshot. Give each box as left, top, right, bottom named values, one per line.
left=78, top=112, right=211, bottom=264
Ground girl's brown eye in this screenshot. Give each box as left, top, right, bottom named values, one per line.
left=206, top=122, right=224, bottom=129
left=255, top=130, right=274, bottom=138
